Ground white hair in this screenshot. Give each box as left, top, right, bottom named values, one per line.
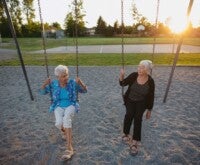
left=54, top=65, right=69, bottom=77
left=139, top=60, right=153, bottom=74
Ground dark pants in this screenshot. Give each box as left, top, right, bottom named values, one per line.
left=123, top=100, right=146, bottom=141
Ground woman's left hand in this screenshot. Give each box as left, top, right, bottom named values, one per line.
left=146, top=110, right=151, bottom=119
left=76, top=77, right=87, bottom=90
left=76, top=77, right=82, bottom=84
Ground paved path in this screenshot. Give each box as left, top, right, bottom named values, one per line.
left=0, top=48, right=17, bottom=60
left=1, top=44, right=200, bottom=60
left=33, top=44, right=200, bottom=54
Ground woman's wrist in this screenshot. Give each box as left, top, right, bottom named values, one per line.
left=119, top=76, right=124, bottom=81
left=41, top=84, right=47, bottom=89
left=81, top=84, right=87, bottom=90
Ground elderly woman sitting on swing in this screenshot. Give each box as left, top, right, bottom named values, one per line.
left=40, top=65, right=87, bottom=160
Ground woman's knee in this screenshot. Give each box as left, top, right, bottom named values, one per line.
left=54, top=107, right=64, bottom=130
left=55, top=120, right=63, bottom=129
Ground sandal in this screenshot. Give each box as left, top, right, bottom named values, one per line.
left=122, top=134, right=131, bottom=144
left=130, top=143, right=138, bottom=156
left=61, top=150, right=74, bottom=160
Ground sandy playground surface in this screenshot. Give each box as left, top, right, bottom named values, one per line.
left=0, top=66, right=200, bottom=164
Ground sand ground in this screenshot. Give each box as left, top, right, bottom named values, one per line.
left=0, top=66, right=199, bottom=164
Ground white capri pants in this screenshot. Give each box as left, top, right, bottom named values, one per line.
left=54, top=105, right=75, bottom=129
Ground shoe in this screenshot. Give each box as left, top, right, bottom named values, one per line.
left=137, top=141, right=142, bottom=147
left=122, top=134, right=131, bottom=144
left=129, top=140, right=138, bottom=156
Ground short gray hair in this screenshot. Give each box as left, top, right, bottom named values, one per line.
left=139, top=60, right=153, bottom=74
left=54, top=65, right=69, bottom=77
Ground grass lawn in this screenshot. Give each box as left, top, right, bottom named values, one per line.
left=1, top=37, right=199, bottom=66
left=0, top=53, right=200, bottom=66
left=1, top=37, right=200, bottom=51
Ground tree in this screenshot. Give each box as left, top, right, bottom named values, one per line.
left=8, top=0, right=23, bottom=36
left=0, top=0, right=23, bottom=37
left=131, top=1, right=142, bottom=24
left=52, top=22, right=62, bottom=30
left=64, top=0, right=86, bottom=37
left=0, top=1, right=11, bottom=37
left=21, top=22, right=41, bottom=37
left=113, top=20, right=120, bottom=34
left=131, top=1, right=153, bottom=36
left=105, top=25, right=114, bottom=37
left=157, top=22, right=171, bottom=36
left=64, top=12, right=75, bottom=37
left=95, top=16, right=107, bottom=35
left=22, top=0, right=35, bottom=25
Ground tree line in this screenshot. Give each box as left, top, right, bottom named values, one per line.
left=1, top=0, right=199, bottom=38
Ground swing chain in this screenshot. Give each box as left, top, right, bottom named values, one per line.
left=37, top=0, right=53, bottom=102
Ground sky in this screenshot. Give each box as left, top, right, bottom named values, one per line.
left=34, top=0, right=200, bottom=32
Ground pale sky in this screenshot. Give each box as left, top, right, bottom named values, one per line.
left=34, top=0, right=200, bottom=31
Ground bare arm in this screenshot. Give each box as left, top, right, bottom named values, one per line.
left=76, top=77, right=87, bottom=91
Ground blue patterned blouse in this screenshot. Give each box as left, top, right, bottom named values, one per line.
left=40, top=78, right=87, bottom=112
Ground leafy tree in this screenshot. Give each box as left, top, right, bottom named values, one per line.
left=113, top=20, right=120, bottom=34
left=157, top=22, right=171, bottom=36
left=21, top=22, right=41, bottom=37
left=105, top=25, right=114, bottom=36
left=64, top=0, right=86, bottom=37
left=124, top=25, right=134, bottom=34
left=131, top=1, right=154, bottom=36
left=0, top=1, right=11, bottom=37
left=51, top=22, right=62, bottom=30
left=131, top=1, right=142, bottom=24
left=22, top=0, right=35, bottom=25
left=0, top=1, right=5, bottom=23
left=0, top=0, right=23, bottom=37
left=64, top=12, right=75, bottom=37
left=95, top=16, right=107, bottom=35
left=8, top=0, right=23, bottom=36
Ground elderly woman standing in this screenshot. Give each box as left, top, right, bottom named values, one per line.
left=40, top=65, right=87, bottom=160
left=119, top=60, right=155, bottom=156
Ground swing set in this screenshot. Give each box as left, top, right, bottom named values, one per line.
left=2, top=0, right=194, bottom=103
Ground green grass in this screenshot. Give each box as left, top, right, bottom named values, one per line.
left=1, top=37, right=200, bottom=51
left=1, top=53, right=200, bottom=66
left=1, top=37, right=199, bottom=66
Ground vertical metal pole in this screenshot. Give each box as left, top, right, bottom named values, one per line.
left=163, top=0, right=194, bottom=103
left=2, top=0, right=34, bottom=101
left=163, top=37, right=183, bottom=103
left=121, top=0, right=125, bottom=97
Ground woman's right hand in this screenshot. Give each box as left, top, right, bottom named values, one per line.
left=120, top=68, right=125, bottom=81
left=41, top=78, right=51, bottom=89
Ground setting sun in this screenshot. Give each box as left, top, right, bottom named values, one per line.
left=166, top=16, right=188, bottom=34
left=159, top=0, right=191, bottom=34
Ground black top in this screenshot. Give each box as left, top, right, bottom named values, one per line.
left=128, top=80, right=149, bottom=101
left=119, top=72, right=155, bottom=110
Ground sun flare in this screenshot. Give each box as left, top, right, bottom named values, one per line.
left=168, top=16, right=188, bottom=34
